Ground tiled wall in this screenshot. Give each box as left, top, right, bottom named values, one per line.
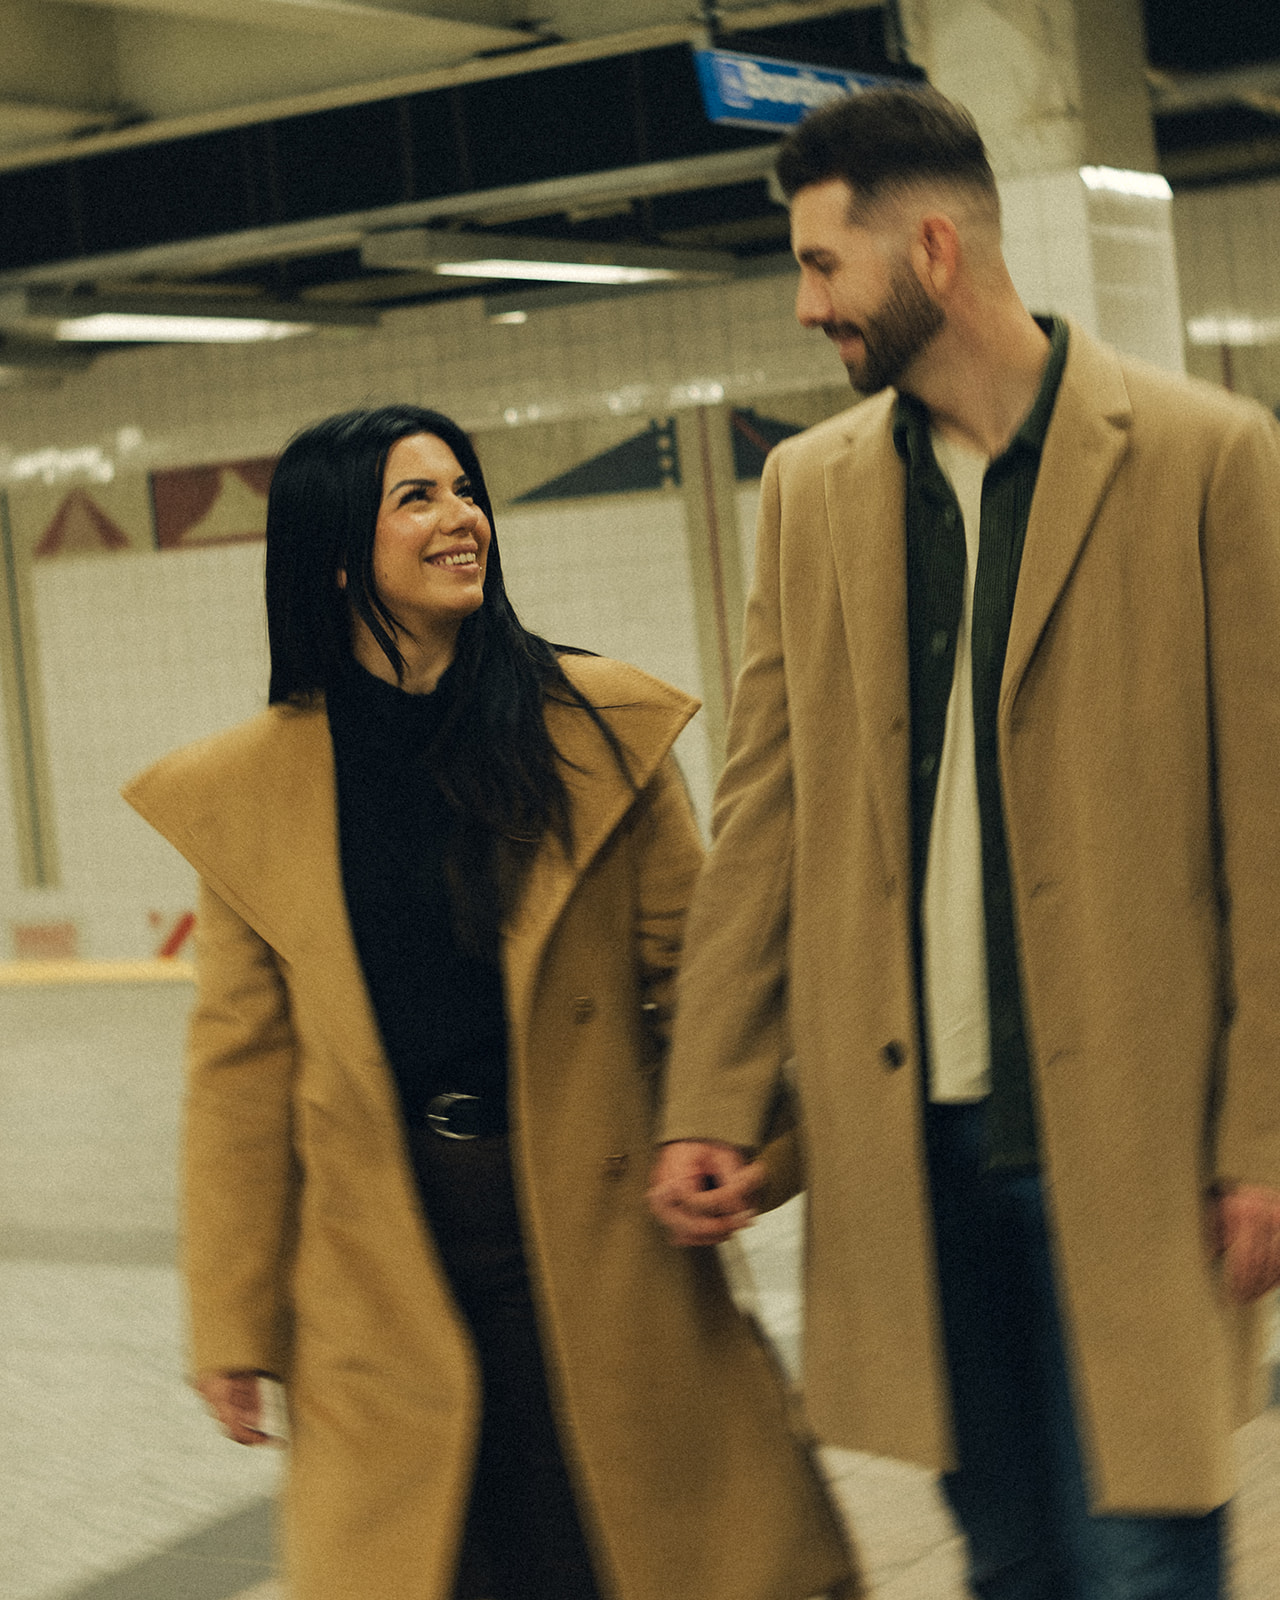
left=0, top=263, right=843, bottom=959
left=1174, top=174, right=1280, bottom=404
left=0, top=173, right=1277, bottom=959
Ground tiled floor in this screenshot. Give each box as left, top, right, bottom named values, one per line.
left=2, top=984, right=1277, bottom=1600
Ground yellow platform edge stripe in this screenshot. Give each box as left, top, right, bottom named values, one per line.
left=0, top=959, right=195, bottom=987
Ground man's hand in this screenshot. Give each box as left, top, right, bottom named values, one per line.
left=1211, top=1183, right=1280, bottom=1303
left=648, top=1139, right=764, bottom=1246
left=196, top=1369, right=279, bottom=1446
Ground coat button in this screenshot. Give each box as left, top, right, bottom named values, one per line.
left=881, top=1040, right=908, bottom=1070
left=572, top=996, right=596, bottom=1023
left=602, top=1153, right=629, bottom=1180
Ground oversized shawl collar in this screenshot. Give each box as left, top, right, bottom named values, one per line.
left=123, top=654, right=698, bottom=1053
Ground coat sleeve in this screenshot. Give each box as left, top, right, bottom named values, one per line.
left=1203, top=404, right=1280, bottom=1191
left=628, top=753, right=706, bottom=1059
left=182, top=876, right=300, bottom=1378
left=659, top=447, right=796, bottom=1151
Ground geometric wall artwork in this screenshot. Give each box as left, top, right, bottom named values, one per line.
left=509, top=410, right=805, bottom=503
left=151, top=457, right=276, bottom=548
left=729, top=407, right=805, bottom=478
left=33, top=489, right=131, bottom=559
left=513, top=419, right=681, bottom=501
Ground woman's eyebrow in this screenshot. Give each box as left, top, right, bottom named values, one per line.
left=385, top=475, right=471, bottom=495
left=386, top=476, right=438, bottom=495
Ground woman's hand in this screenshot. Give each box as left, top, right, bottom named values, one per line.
left=1210, top=1182, right=1280, bottom=1303
left=196, top=1369, right=281, bottom=1446
left=648, top=1140, right=764, bottom=1246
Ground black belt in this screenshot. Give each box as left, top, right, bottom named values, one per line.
left=422, top=1091, right=508, bottom=1140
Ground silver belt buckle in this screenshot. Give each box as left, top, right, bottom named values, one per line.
left=427, top=1091, right=481, bottom=1140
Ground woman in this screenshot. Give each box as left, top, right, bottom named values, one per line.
left=124, top=405, right=858, bottom=1600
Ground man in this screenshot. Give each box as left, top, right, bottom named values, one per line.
left=649, top=85, right=1280, bottom=1599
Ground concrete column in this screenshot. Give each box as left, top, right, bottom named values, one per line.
left=896, top=0, right=1185, bottom=372
left=676, top=404, right=746, bottom=774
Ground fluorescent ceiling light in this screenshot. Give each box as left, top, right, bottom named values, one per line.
left=1079, top=165, right=1173, bottom=200
left=435, top=259, right=682, bottom=285
left=1186, top=314, right=1280, bottom=347
left=489, top=310, right=529, bottom=324
left=362, top=229, right=734, bottom=287
left=54, top=313, right=314, bottom=343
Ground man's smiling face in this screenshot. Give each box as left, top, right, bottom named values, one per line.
left=791, top=177, right=944, bottom=395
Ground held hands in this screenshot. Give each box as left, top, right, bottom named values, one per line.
left=1211, top=1183, right=1280, bottom=1304
left=196, top=1370, right=282, bottom=1447
left=647, top=1139, right=765, bottom=1246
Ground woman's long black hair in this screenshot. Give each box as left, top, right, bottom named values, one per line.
left=265, top=403, right=631, bottom=955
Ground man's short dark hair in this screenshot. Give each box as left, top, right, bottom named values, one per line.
left=776, top=85, right=998, bottom=220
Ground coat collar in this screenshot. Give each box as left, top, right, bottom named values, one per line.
left=1001, top=323, right=1132, bottom=715
left=815, top=322, right=1132, bottom=872
left=822, top=319, right=1133, bottom=708
left=123, top=656, right=697, bottom=1066
left=822, top=390, right=912, bottom=884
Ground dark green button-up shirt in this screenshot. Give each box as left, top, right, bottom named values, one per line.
left=893, top=315, right=1068, bottom=1168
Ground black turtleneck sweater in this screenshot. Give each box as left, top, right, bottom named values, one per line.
left=326, top=654, right=509, bottom=1122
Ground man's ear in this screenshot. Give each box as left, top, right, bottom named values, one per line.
left=336, top=569, right=347, bottom=590
left=913, top=212, right=960, bottom=296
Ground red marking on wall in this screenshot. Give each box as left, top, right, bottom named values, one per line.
left=13, top=921, right=78, bottom=959
left=156, top=910, right=196, bottom=958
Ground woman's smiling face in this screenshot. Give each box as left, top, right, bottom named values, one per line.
left=368, top=431, right=490, bottom=642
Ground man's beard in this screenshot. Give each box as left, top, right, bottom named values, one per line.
left=833, top=259, right=944, bottom=395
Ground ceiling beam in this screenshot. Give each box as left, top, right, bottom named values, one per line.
left=63, top=0, right=528, bottom=49
left=0, top=0, right=872, bottom=176
left=0, top=20, right=700, bottom=174
left=1148, top=60, right=1280, bottom=117
left=0, top=100, right=123, bottom=151
left=0, top=142, right=779, bottom=290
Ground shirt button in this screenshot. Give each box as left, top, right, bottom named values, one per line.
left=930, top=629, right=949, bottom=656
left=572, top=996, right=597, bottom=1023
left=943, top=507, right=959, bottom=527
left=881, top=1040, right=908, bottom=1070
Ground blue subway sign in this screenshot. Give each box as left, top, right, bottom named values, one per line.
left=693, top=48, right=890, bottom=132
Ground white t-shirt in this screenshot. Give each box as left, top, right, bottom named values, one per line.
left=921, top=430, right=992, bottom=1103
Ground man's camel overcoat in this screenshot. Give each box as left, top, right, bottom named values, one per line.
left=660, top=324, right=1280, bottom=1514
left=124, top=654, right=858, bottom=1600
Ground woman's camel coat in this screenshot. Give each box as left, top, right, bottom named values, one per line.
left=124, top=654, right=857, bottom=1600
left=661, top=328, right=1280, bottom=1514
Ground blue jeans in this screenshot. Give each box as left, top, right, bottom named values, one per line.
left=924, top=1101, right=1224, bottom=1600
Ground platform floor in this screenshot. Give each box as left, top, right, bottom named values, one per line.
left=4, top=1208, right=1278, bottom=1600
left=2, top=983, right=1277, bottom=1599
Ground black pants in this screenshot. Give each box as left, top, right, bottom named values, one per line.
left=407, top=1128, right=604, bottom=1600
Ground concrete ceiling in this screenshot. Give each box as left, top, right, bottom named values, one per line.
left=0, top=0, right=537, bottom=149
left=0, top=0, right=789, bottom=154
left=3, top=0, right=1276, bottom=165
left=0, top=0, right=1275, bottom=384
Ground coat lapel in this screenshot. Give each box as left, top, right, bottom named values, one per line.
left=502, top=684, right=696, bottom=1043
left=1001, top=327, right=1133, bottom=716
left=822, top=395, right=913, bottom=878
left=258, top=716, right=393, bottom=1076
